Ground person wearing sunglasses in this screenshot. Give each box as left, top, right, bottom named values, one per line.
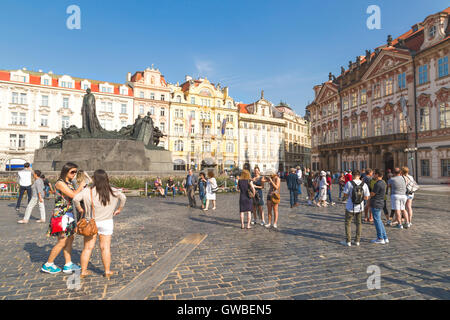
left=41, top=162, right=86, bottom=274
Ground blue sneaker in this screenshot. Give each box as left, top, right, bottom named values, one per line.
left=41, top=263, right=61, bottom=274
left=63, top=263, right=81, bottom=274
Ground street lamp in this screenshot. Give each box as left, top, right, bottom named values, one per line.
left=404, top=147, right=418, bottom=178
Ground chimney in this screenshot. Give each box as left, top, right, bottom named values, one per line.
left=313, top=85, right=323, bottom=98
left=127, top=72, right=131, bottom=82
left=185, top=75, right=192, bottom=81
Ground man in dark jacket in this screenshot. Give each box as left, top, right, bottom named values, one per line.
left=287, top=168, right=299, bottom=208
left=185, top=169, right=198, bottom=208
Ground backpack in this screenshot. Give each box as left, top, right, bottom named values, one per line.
left=351, top=181, right=365, bottom=205
left=403, top=176, right=419, bottom=195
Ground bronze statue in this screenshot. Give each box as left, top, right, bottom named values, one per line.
left=81, top=88, right=104, bottom=135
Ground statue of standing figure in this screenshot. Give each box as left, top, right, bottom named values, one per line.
left=81, top=88, right=104, bottom=135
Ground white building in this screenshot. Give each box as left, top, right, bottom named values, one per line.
left=0, top=68, right=134, bottom=170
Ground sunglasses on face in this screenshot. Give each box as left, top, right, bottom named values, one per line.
left=69, top=170, right=78, bottom=174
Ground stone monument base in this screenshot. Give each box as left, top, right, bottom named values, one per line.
left=34, top=139, right=173, bottom=173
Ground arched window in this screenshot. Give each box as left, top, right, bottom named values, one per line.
left=419, top=107, right=430, bottom=131
left=399, top=112, right=408, bottom=133
left=226, top=142, right=234, bottom=153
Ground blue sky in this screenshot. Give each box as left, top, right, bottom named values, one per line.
left=1, top=0, right=448, bottom=116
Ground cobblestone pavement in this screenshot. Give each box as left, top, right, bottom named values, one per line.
left=1, top=184, right=449, bottom=300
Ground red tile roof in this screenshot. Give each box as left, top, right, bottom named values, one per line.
left=238, top=103, right=249, bottom=114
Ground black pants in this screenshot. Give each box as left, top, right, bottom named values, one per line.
left=16, top=185, right=32, bottom=209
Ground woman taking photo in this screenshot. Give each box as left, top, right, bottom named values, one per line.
left=203, top=171, right=217, bottom=211
left=73, top=169, right=126, bottom=279
left=252, top=167, right=266, bottom=226
left=238, top=169, right=256, bottom=229
left=41, top=162, right=86, bottom=274
left=265, top=170, right=281, bottom=229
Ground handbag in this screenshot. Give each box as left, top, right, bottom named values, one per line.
left=271, top=192, right=281, bottom=204
left=403, top=176, right=419, bottom=195
left=75, top=188, right=98, bottom=237
left=50, top=215, right=64, bottom=234
left=247, top=180, right=255, bottom=198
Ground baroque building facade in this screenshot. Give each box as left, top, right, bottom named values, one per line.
left=237, top=92, right=286, bottom=173
left=0, top=68, right=134, bottom=170
left=168, top=76, right=239, bottom=172
left=274, top=103, right=311, bottom=171
left=307, top=7, right=450, bottom=184
left=127, top=66, right=170, bottom=149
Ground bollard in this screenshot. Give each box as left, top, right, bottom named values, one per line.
left=145, top=181, right=148, bottom=198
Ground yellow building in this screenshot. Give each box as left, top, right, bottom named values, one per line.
left=168, top=76, right=238, bottom=172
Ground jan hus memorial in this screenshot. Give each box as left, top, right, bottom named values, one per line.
left=33, top=88, right=173, bottom=172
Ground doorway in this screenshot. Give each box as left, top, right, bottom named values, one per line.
left=383, top=152, right=394, bottom=172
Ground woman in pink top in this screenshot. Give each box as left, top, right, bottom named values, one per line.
left=73, top=169, right=126, bottom=279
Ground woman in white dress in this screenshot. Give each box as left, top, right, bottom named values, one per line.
left=318, top=171, right=328, bottom=207
left=204, top=171, right=217, bottom=211
left=401, top=166, right=417, bottom=228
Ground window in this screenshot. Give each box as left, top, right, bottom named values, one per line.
left=227, top=102, right=232, bottom=108
left=107, top=102, right=112, bottom=112
left=42, top=95, right=49, bottom=106
left=217, top=113, right=221, bottom=122
left=418, top=65, right=428, bottom=84
left=398, top=73, right=406, bottom=89
left=20, top=93, right=27, bottom=104
left=429, top=25, right=436, bottom=38
left=439, top=102, right=450, bottom=128
left=11, top=112, right=18, bottom=125
left=322, top=106, right=327, bottom=116
left=43, top=78, right=50, bottom=86
left=441, top=159, right=450, bottom=177
left=9, top=134, right=17, bottom=148
left=343, top=126, right=350, bottom=139
left=63, top=97, right=69, bottom=109
left=19, top=113, right=27, bottom=125
left=160, top=108, right=165, bottom=116
left=226, top=143, right=234, bottom=153
left=384, top=114, right=393, bottom=134
left=361, top=121, right=367, bottom=138
left=139, top=105, right=144, bottom=115
left=374, top=117, right=382, bottom=136
left=18, top=134, right=26, bottom=149
left=385, top=78, right=393, bottom=96
left=121, top=104, right=127, bottom=114
left=176, top=96, right=182, bottom=103
left=160, top=95, right=165, bottom=101
left=149, top=106, right=155, bottom=115
left=204, top=125, right=211, bottom=135
left=175, top=109, right=184, bottom=118
left=351, top=122, right=357, bottom=137
left=202, top=141, right=211, bottom=152
left=83, top=84, right=90, bottom=90
left=140, top=91, right=144, bottom=98
left=190, top=124, right=195, bottom=134
left=419, top=107, right=430, bottom=131
left=421, top=159, right=430, bottom=177
left=40, top=135, right=48, bottom=148
left=121, top=120, right=127, bottom=128
left=174, top=140, right=184, bottom=152
left=351, top=93, right=357, bottom=107
left=174, top=123, right=184, bottom=134
left=12, top=92, right=18, bottom=104
left=150, top=93, right=155, bottom=100
left=190, top=110, right=195, bottom=119
left=343, top=99, right=349, bottom=110
left=160, top=122, right=165, bottom=132
left=120, top=87, right=128, bottom=95
left=190, top=97, right=195, bottom=105
left=374, top=84, right=381, bottom=99
left=438, top=56, right=449, bottom=78
left=190, top=140, right=195, bottom=152
left=62, top=116, right=70, bottom=129
left=40, top=115, right=48, bottom=127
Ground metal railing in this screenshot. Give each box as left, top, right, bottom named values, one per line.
left=0, top=182, right=19, bottom=200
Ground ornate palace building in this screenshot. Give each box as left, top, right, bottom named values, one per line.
left=168, top=76, right=239, bottom=172
left=237, top=91, right=286, bottom=173
left=274, top=103, right=311, bottom=171
left=127, top=66, right=170, bottom=149
left=0, top=68, right=134, bottom=170
left=307, top=7, right=450, bottom=184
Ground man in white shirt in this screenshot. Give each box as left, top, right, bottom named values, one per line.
left=296, top=166, right=303, bottom=201
left=341, top=170, right=370, bottom=247
left=15, top=162, right=32, bottom=211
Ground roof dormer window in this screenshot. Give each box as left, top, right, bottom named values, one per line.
left=429, top=25, right=436, bottom=38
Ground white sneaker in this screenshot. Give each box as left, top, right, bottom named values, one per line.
left=384, top=239, right=389, bottom=244
left=260, top=221, right=266, bottom=226
left=340, top=241, right=351, bottom=247
left=354, top=242, right=360, bottom=246
left=273, top=224, right=278, bottom=229
left=371, top=239, right=386, bottom=244
left=264, top=223, right=271, bottom=228
left=251, top=220, right=255, bottom=225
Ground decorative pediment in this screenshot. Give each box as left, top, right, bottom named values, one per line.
left=315, top=83, right=338, bottom=103
left=39, top=106, right=51, bottom=114
left=435, top=87, right=449, bottom=103
left=362, top=50, right=411, bottom=81
left=351, top=112, right=358, bottom=121
left=383, top=102, right=394, bottom=115
left=417, top=93, right=432, bottom=108
left=9, top=105, right=29, bottom=112
left=57, top=108, right=74, bottom=116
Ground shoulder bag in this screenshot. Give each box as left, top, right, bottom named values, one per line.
left=75, top=188, right=98, bottom=237
left=247, top=180, right=255, bottom=198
